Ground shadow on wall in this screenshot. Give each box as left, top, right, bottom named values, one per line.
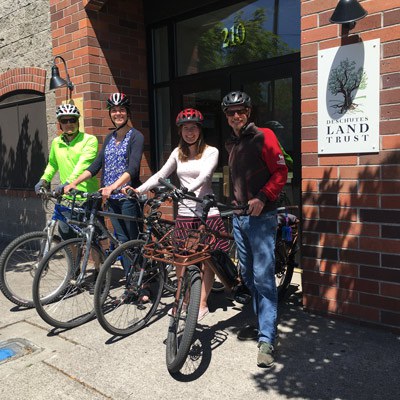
left=301, top=151, right=400, bottom=329
left=0, top=114, right=48, bottom=238
left=0, top=114, right=47, bottom=189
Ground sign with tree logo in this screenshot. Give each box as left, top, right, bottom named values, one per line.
left=318, top=39, right=380, bottom=154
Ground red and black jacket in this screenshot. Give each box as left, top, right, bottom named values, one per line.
left=225, top=123, right=288, bottom=211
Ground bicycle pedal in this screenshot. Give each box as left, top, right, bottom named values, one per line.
left=234, top=293, right=252, bottom=305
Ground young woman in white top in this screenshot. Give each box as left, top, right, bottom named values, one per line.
left=130, top=108, right=228, bottom=321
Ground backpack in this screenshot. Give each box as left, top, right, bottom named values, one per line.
left=259, top=127, right=293, bottom=171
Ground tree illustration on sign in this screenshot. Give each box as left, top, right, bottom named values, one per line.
left=328, top=58, right=367, bottom=114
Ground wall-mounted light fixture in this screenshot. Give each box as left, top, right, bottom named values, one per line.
left=329, top=0, right=368, bottom=30
left=49, top=56, right=74, bottom=99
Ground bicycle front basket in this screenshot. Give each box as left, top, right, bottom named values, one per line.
left=143, top=228, right=216, bottom=267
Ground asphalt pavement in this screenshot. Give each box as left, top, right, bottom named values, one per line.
left=0, top=238, right=399, bottom=400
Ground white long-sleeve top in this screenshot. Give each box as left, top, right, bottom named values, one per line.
left=137, top=145, right=220, bottom=217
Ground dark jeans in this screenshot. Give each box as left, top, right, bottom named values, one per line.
left=107, top=198, right=142, bottom=274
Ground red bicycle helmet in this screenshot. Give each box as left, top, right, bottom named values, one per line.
left=176, top=108, right=204, bottom=126
left=106, top=92, right=131, bottom=109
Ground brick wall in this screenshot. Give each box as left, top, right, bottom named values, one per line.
left=301, top=0, right=400, bottom=331
left=49, top=0, right=150, bottom=179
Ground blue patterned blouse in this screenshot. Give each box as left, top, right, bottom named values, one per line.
left=103, top=129, right=133, bottom=199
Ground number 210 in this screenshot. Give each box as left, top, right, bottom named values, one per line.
left=222, top=23, right=246, bottom=48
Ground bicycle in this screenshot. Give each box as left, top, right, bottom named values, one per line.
left=93, top=185, right=175, bottom=336
left=0, top=189, right=85, bottom=308
left=144, top=178, right=299, bottom=373
left=32, top=190, right=141, bottom=329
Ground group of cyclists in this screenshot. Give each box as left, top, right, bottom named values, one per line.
left=32, top=89, right=288, bottom=369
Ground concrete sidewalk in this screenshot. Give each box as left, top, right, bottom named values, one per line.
left=0, top=250, right=399, bottom=399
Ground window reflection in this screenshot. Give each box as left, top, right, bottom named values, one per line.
left=176, top=0, right=300, bottom=76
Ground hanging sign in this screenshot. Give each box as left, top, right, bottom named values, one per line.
left=318, top=39, right=380, bottom=154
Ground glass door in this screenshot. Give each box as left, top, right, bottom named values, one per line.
left=171, top=54, right=300, bottom=205
left=171, top=73, right=230, bottom=200
left=230, top=55, right=301, bottom=206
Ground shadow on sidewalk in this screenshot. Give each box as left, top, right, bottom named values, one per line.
left=169, top=286, right=400, bottom=400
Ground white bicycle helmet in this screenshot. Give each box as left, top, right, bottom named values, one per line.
left=56, top=104, right=81, bottom=120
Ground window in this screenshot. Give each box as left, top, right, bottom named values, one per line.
left=176, top=0, right=300, bottom=76
left=0, top=92, right=48, bottom=189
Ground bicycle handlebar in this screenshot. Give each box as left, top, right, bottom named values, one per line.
left=158, top=178, right=248, bottom=214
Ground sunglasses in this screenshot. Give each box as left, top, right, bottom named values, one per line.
left=225, top=109, right=248, bottom=117
left=59, top=117, right=78, bottom=124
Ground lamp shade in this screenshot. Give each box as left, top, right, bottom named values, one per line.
left=329, top=0, right=368, bottom=24
left=49, top=64, right=68, bottom=90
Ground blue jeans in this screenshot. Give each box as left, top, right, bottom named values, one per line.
left=107, top=198, right=141, bottom=274
left=233, top=210, right=278, bottom=344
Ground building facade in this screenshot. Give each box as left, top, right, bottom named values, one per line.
left=0, top=0, right=398, bottom=331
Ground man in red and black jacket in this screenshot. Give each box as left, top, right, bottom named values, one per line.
left=222, top=91, right=288, bottom=368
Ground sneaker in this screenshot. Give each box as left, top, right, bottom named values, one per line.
left=237, top=324, right=258, bottom=341
left=197, top=307, right=209, bottom=322
left=257, top=342, right=274, bottom=368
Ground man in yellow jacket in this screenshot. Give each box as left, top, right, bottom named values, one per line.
left=34, top=104, right=98, bottom=238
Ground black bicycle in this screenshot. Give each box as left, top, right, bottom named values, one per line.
left=93, top=185, right=175, bottom=336
left=32, top=190, right=141, bottom=329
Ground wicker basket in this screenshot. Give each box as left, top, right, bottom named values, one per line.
left=143, top=228, right=217, bottom=267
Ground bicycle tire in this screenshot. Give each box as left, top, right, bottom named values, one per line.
left=32, top=237, right=104, bottom=329
left=0, top=231, right=61, bottom=308
left=275, top=236, right=296, bottom=301
left=166, top=265, right=201, bottom=374
left=94, top=239, right=165, bottom=336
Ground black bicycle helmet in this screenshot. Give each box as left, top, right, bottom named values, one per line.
left=176, top=108, right=204, bottom=126
left=106, top=92, right=131, bottom=110
left=221, top=91, right=251, bottom=111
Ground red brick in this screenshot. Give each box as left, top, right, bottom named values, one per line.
left=319, top=155, right=358, bottom=166
left=338, top=302, right=380, bottom=323
left=301, top=0, right=338, bottom=16
left=301, top=179, right=318, bottom=191
left=302, top=166, right=338, bottom=179
left=367, top=0, right=400, bottom=14
left=301, top=42, right=318, bottom=58
left=302, top=14, right=318, bottom=30
left=382, top=196, right=400, bottom=208
left=381, top=282, right=400, bottom=299
left=338, top=221, right=380, bottom=237
left=321, top=233, right=359, bottom=249
left=301, top=140, right=317, bottom=153
left=301, top=70, right=317, bottom=85
left=320, top=286, right=360, bottom=303
left=339, top=166, right=380, bottom=179
left=301, top=113, right=317, bottom=127
left=382, top=135, right=400, bottom=150
left=360, top=293, right=400, bottom=312
left=360, top=237, right=400, bottom=253
left=383, top=41, right=400, bottom=58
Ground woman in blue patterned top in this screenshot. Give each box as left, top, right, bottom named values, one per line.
left=65, top=93, right=144, bottom=275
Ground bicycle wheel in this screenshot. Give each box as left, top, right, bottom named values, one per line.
left=33, top=238, right=104, bottom=329
left=275, top=236, right=296, bottom=301
left=0, top=231, right=61, bottom=308
left=94, top=239, right=165, bottom=336
left=166, top=265, right=201, bottom=374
